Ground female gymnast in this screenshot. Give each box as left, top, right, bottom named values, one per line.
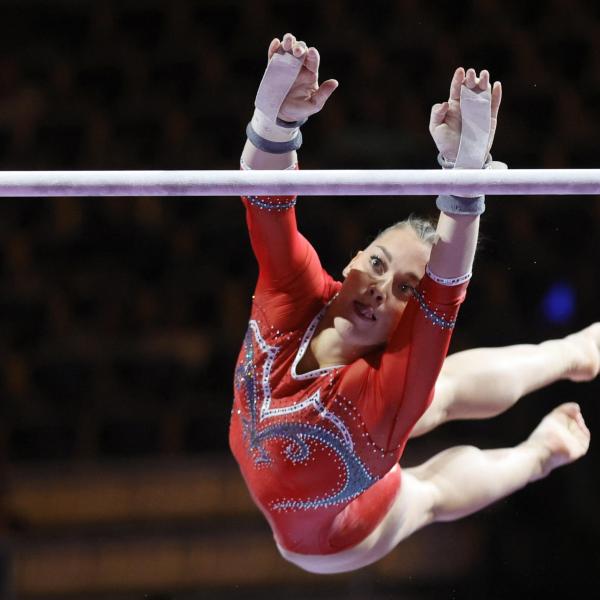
left=229, top=33, right=599, bottom=573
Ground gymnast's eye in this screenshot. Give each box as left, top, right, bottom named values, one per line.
left=398, top=283, right=412, bottom=294
left=369, top=255, right=385, bottom=273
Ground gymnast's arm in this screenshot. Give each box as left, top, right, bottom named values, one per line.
left=240, top=33, right=338, bottom=288
left=357, top=68, right=504, bottom=450
left=428, top=68, right=502, bottom=280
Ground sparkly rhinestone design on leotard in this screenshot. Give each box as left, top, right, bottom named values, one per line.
left=235, top=320, right=375, bottom=511
left=411, top=288, right=456, bottom=330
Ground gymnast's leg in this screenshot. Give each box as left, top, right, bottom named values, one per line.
left=410, top=323, right=600, bottom=438
left=280, top=403, right=590, bottom=574
left=405, top=403, right=590, bottom=524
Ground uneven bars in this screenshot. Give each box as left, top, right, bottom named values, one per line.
left=0, top=169, right=599, bottom=197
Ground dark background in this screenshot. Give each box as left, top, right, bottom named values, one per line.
left=0, top=0, right=599, bottom=598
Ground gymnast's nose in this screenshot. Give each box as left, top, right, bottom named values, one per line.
left=369, top=282, right=385, bottom=305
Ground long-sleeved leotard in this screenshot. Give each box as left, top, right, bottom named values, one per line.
left=229, top=167, right=468, bottom=555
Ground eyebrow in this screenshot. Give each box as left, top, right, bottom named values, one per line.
left=375, top=244, right=393, bottom=262
left=375, top=244, right=420, bottom=284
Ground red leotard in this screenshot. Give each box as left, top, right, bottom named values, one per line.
left=229, top=178, right=468, bottom=556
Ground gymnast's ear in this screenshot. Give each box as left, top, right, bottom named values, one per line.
left=342, top=251, right=362, bottom=278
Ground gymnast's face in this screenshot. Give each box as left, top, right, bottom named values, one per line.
left=335, top=227, right=430, bottom=350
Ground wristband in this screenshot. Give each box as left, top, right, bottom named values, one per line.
left=436, top=194, right=485, bottom=216
left=246, top=121, right=303, bottom=154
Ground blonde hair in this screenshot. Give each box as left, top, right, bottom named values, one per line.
left=375, top=214, right=438, bottom=247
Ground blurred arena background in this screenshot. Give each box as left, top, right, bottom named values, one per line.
left=0, top=0, right=599, bottom=598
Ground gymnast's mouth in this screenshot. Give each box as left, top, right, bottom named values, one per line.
left=353, top=301, right=376, bottom=321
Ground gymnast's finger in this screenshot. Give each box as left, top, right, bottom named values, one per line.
left=282, top=32, right=296, bottom=53
left=304, top=47, right=320, bottom=74
left=465, top=68, right=477, bottom=89
left=429, top=102, right=449, bottom=132
left=311, top=79, right=339, bottom=111
left=478, top=70, right=490, bottom=92
left=292, top=39, right=308, bottom=59
left=449, top=67, right=465, bottom=102
left=268, top=38, right=281, bottom=60
left=491, top=81, right=502, bottom=119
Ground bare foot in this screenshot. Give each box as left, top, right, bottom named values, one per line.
left=526, top=403, right=590, bottom=481
left=564, top=323, right=600, bottom=382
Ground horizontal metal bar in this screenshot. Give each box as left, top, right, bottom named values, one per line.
left=0, top=169, right=599, bottom=196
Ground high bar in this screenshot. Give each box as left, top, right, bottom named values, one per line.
left=0, top=169, right=599, bottom=197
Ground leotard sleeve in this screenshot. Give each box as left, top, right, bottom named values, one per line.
left=240, top=161, right=337, bottom=328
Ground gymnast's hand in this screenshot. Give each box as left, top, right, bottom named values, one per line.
left=269, top=33, right=339, bottom=123
left=429, top=68, right=502, bottom=162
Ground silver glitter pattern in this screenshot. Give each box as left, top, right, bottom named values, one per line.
left=235, top=321, right=374, bottom=511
